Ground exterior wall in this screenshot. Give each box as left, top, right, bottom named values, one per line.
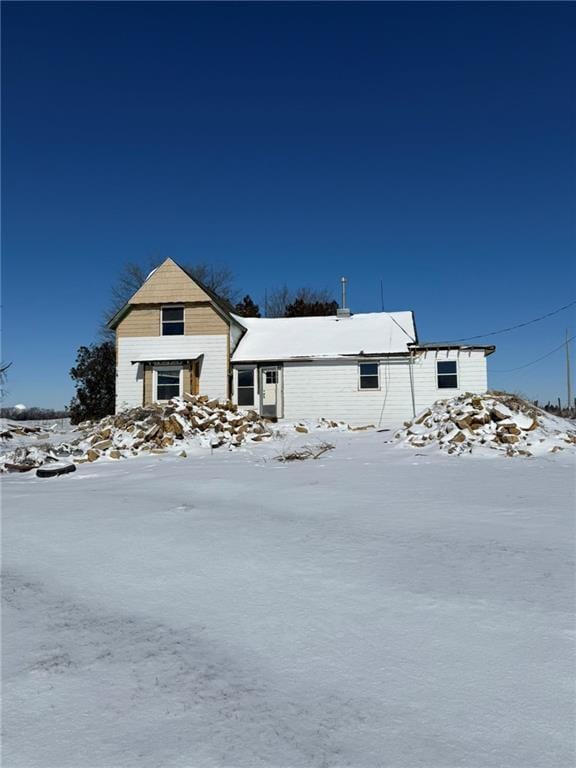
left=185, top=305, right=228, bottom=335
left=143, top=366, right=153, bottom=405
left=412, top=349, right=488, bottom=415
left=282, top=360, right=412, bottom=426
left=182, top=365, right=192, bottom=398
left=117, top=305, right=159, bottom=337
left=129, top=259, right=211, bottom=304
left=116, top=336, right=228, bottom=411
left=254, top=349, right=489, bottom=427
left=117, top=303, right=228, bottom=338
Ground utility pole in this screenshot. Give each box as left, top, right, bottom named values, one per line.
left=566, top=329, right=572, bottom=411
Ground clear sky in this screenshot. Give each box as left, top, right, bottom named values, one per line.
left=2, top=1, right=574, bottom=409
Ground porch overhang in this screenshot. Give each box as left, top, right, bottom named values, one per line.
left=130, top=354, right=204, bottom=365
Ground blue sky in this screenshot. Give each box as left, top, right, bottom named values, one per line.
left=2, top=1, right=574, bottom=408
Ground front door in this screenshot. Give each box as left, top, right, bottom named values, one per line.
left=260, top=367, right=279, bottom=418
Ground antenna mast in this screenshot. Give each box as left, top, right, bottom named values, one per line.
left=566, top=329, right=573, bottom=410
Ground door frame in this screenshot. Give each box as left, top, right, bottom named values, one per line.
left=259, top=364, right=283, bottom=419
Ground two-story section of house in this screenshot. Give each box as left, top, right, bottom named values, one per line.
left=107, top=258, right=242, bottom=412
left=108, top=258, right=495, bottom=426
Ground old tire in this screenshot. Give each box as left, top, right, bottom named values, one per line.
left=36, top=463, right=77, bottom=479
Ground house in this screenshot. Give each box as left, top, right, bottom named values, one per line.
left=107, top=258, right=495, bottom=426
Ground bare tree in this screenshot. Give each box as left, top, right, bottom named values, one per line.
left=0, top=361, right=12, bottom=401
left=101, top=257, right=238, bottom=337
left=265, top=285, right=337, bottom=317
left=265, top=285, right=292, bottom=318
left=187, top=263, right=237, bottom=304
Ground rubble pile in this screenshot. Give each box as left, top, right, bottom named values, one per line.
left=0, top=395, right=278, bottom=471
left=1, top=445, right=54, bottom=472
left=0, top=396, right=365, bottom=473
left=290, top=417, right=359, bottom=435
left=73, top=394, right=276, bottom=463
left=0, top=423, right=47, bottom=440
left=396, top=392, right=576, bottom=457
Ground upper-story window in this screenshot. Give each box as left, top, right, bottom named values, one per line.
left=437, top=360, right=458, bottom=389
left=161, top=306, right=184, bottom=335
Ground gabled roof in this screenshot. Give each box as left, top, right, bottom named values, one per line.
left=230, top=311, right=417, bottom=362
left=106, top=258, right=238, bottom=330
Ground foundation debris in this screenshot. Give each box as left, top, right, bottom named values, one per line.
left=395, top=392, right=576, bottom=457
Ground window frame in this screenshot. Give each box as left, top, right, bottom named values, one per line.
left=161, top=305, right=185, bottom=336
left=436, top=359, right=459, bottom=390
left=236, top=366, right=256, bottom=407
left=153, top=365, right=183, bottom=402
left=358, top=361, right=380, bottom=391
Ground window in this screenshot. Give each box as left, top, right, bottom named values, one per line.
left=162, top=306, right=184, bottom=335
left=359, top=362, right=379, bottom=390
left=156, top=368, right=181, bottom=401
left=264, top=370, right=277, bottom=384
left=237, top=368, right=255, bottom=406
left=437, top=360, right=458, bottom=389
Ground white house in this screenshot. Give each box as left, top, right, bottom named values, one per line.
left=108, top=258, right=495, bottom=427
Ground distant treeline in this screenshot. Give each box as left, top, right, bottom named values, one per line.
left=0, top=407, right=68, bottom=421
left=535, top=401, right=576, bottom=419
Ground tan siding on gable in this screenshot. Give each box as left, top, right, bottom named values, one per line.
left=117, top=303, right=228, bottom=338
left=130, top=259, right=211, bottom=304
left=185, top=304, right=228, bottom=335
left=117, top=306, right=159, bottom=337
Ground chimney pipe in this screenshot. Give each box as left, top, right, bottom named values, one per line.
left=337, top=276, right=351, bottom=317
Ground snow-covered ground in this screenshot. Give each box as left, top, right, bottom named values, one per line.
left=2, top=431, right=574, bottom=767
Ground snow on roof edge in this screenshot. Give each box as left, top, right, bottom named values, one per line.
left=231, top=311, right=417, bottom=362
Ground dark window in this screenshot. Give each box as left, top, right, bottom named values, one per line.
left=156, top=369, right=180, bottom=400
left=162, top=306, right=184, bottom=335
left=237, top=369, right=255, bottom=406
left=264, top=370, right=277, bottom=384
left=437, top=360, right=458, bottom=389
left=359, top=362, right=379, bottom=390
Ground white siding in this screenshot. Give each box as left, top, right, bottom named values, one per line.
left=116, top=336, right=228, bottom=411
left=412, top=349, right=488, bottom=415
left=282, top=360, right=412, bottom=427
left=278, top=349, right=489, bottom=427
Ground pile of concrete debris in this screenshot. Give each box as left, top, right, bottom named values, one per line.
left=395, top=392, right=576, bottom=457
left=1, top=395, right=278, bottom=471
left=0, top=422, right=47, bottom=440
left=74, top=395, right=276, bottom=462
left=1, top=445, right=56, bottom=473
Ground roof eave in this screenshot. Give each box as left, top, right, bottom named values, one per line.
left=231, top=351, right=412, bottom=364
left=410, top=343, right=496, bottom=356
left=106, top=304, right=131, bottom=331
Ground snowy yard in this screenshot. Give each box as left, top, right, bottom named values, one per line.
left=2, top=431, right=575, bottom=768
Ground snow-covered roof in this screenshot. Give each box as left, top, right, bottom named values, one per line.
left=231, top=312, right=417, bottom=362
